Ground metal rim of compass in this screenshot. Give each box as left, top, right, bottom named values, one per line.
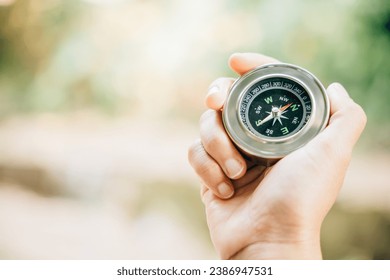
left=222, top=63, right=330, bottom=165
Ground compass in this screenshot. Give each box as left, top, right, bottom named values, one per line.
left=223, top=63, right=330, bottom=166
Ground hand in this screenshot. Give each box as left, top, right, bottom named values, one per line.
left=188, top=53, right=367, bottom=259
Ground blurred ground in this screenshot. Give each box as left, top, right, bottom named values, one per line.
left=0, top=113, right=389, bottom=259
left=0, top=112, right=214, bottom=259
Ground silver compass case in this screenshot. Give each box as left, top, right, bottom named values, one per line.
left=222, top=63, right=330, bottom=166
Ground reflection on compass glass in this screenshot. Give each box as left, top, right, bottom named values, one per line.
left=239, top=77, right=312, bottom=138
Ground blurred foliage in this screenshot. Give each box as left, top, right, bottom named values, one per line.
left=1, top=0, right=389, bottom=147
left=225, top=0, right=390, bottom=150
left=320, top=0, right=390, bottom=151
left=0, top=0, right=82, bottom=113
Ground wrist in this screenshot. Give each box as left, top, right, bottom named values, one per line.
left=230, top=240, right=322, bottom=260
left=228, top=230, right=322, bottom=260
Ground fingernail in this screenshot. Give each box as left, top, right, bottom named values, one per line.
left=225, top=159, right=244, bottom=179
left=217, top=182, right=234, bottom=199
left=206, top=86, right=225, bottom=108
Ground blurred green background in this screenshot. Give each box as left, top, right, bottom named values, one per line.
left=0, top=0, right=389, bottom=259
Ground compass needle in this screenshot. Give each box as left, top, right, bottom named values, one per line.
left=280, top=103, right=293, bottom=112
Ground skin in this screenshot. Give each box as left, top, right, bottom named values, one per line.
left=188, top=53, right=367, bottom=259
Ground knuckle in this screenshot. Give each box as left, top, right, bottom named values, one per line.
left=187, top=139, right=224, bottom=181
left=353, top=103, right=367, bottom=127
left=345, top=102, right=366, bottom=123
left=188, top=139, right=202, bottom=164
left=202, top=131, right=223, bottom=153
left=337, top=102, right=367, bottom=132
left=199, top=111, right=225, bottom=152
left=196, top=158, right=221, bottom=180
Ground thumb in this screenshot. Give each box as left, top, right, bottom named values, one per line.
left=320, top=83, right=367, bottom=150
left=229, top=53, right=279, bottom=76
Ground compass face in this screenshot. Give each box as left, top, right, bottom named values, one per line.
left=222, top=63, right=329, bottom=165
left=239, top=77, right=312, bottom=139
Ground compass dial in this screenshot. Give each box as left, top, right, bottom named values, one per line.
left=222, top=63, right=329, bottom=166
left=240, top=77, right=312, bottom=139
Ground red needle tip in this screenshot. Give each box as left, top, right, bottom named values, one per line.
left=280, top=103, right=292, bottom=112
